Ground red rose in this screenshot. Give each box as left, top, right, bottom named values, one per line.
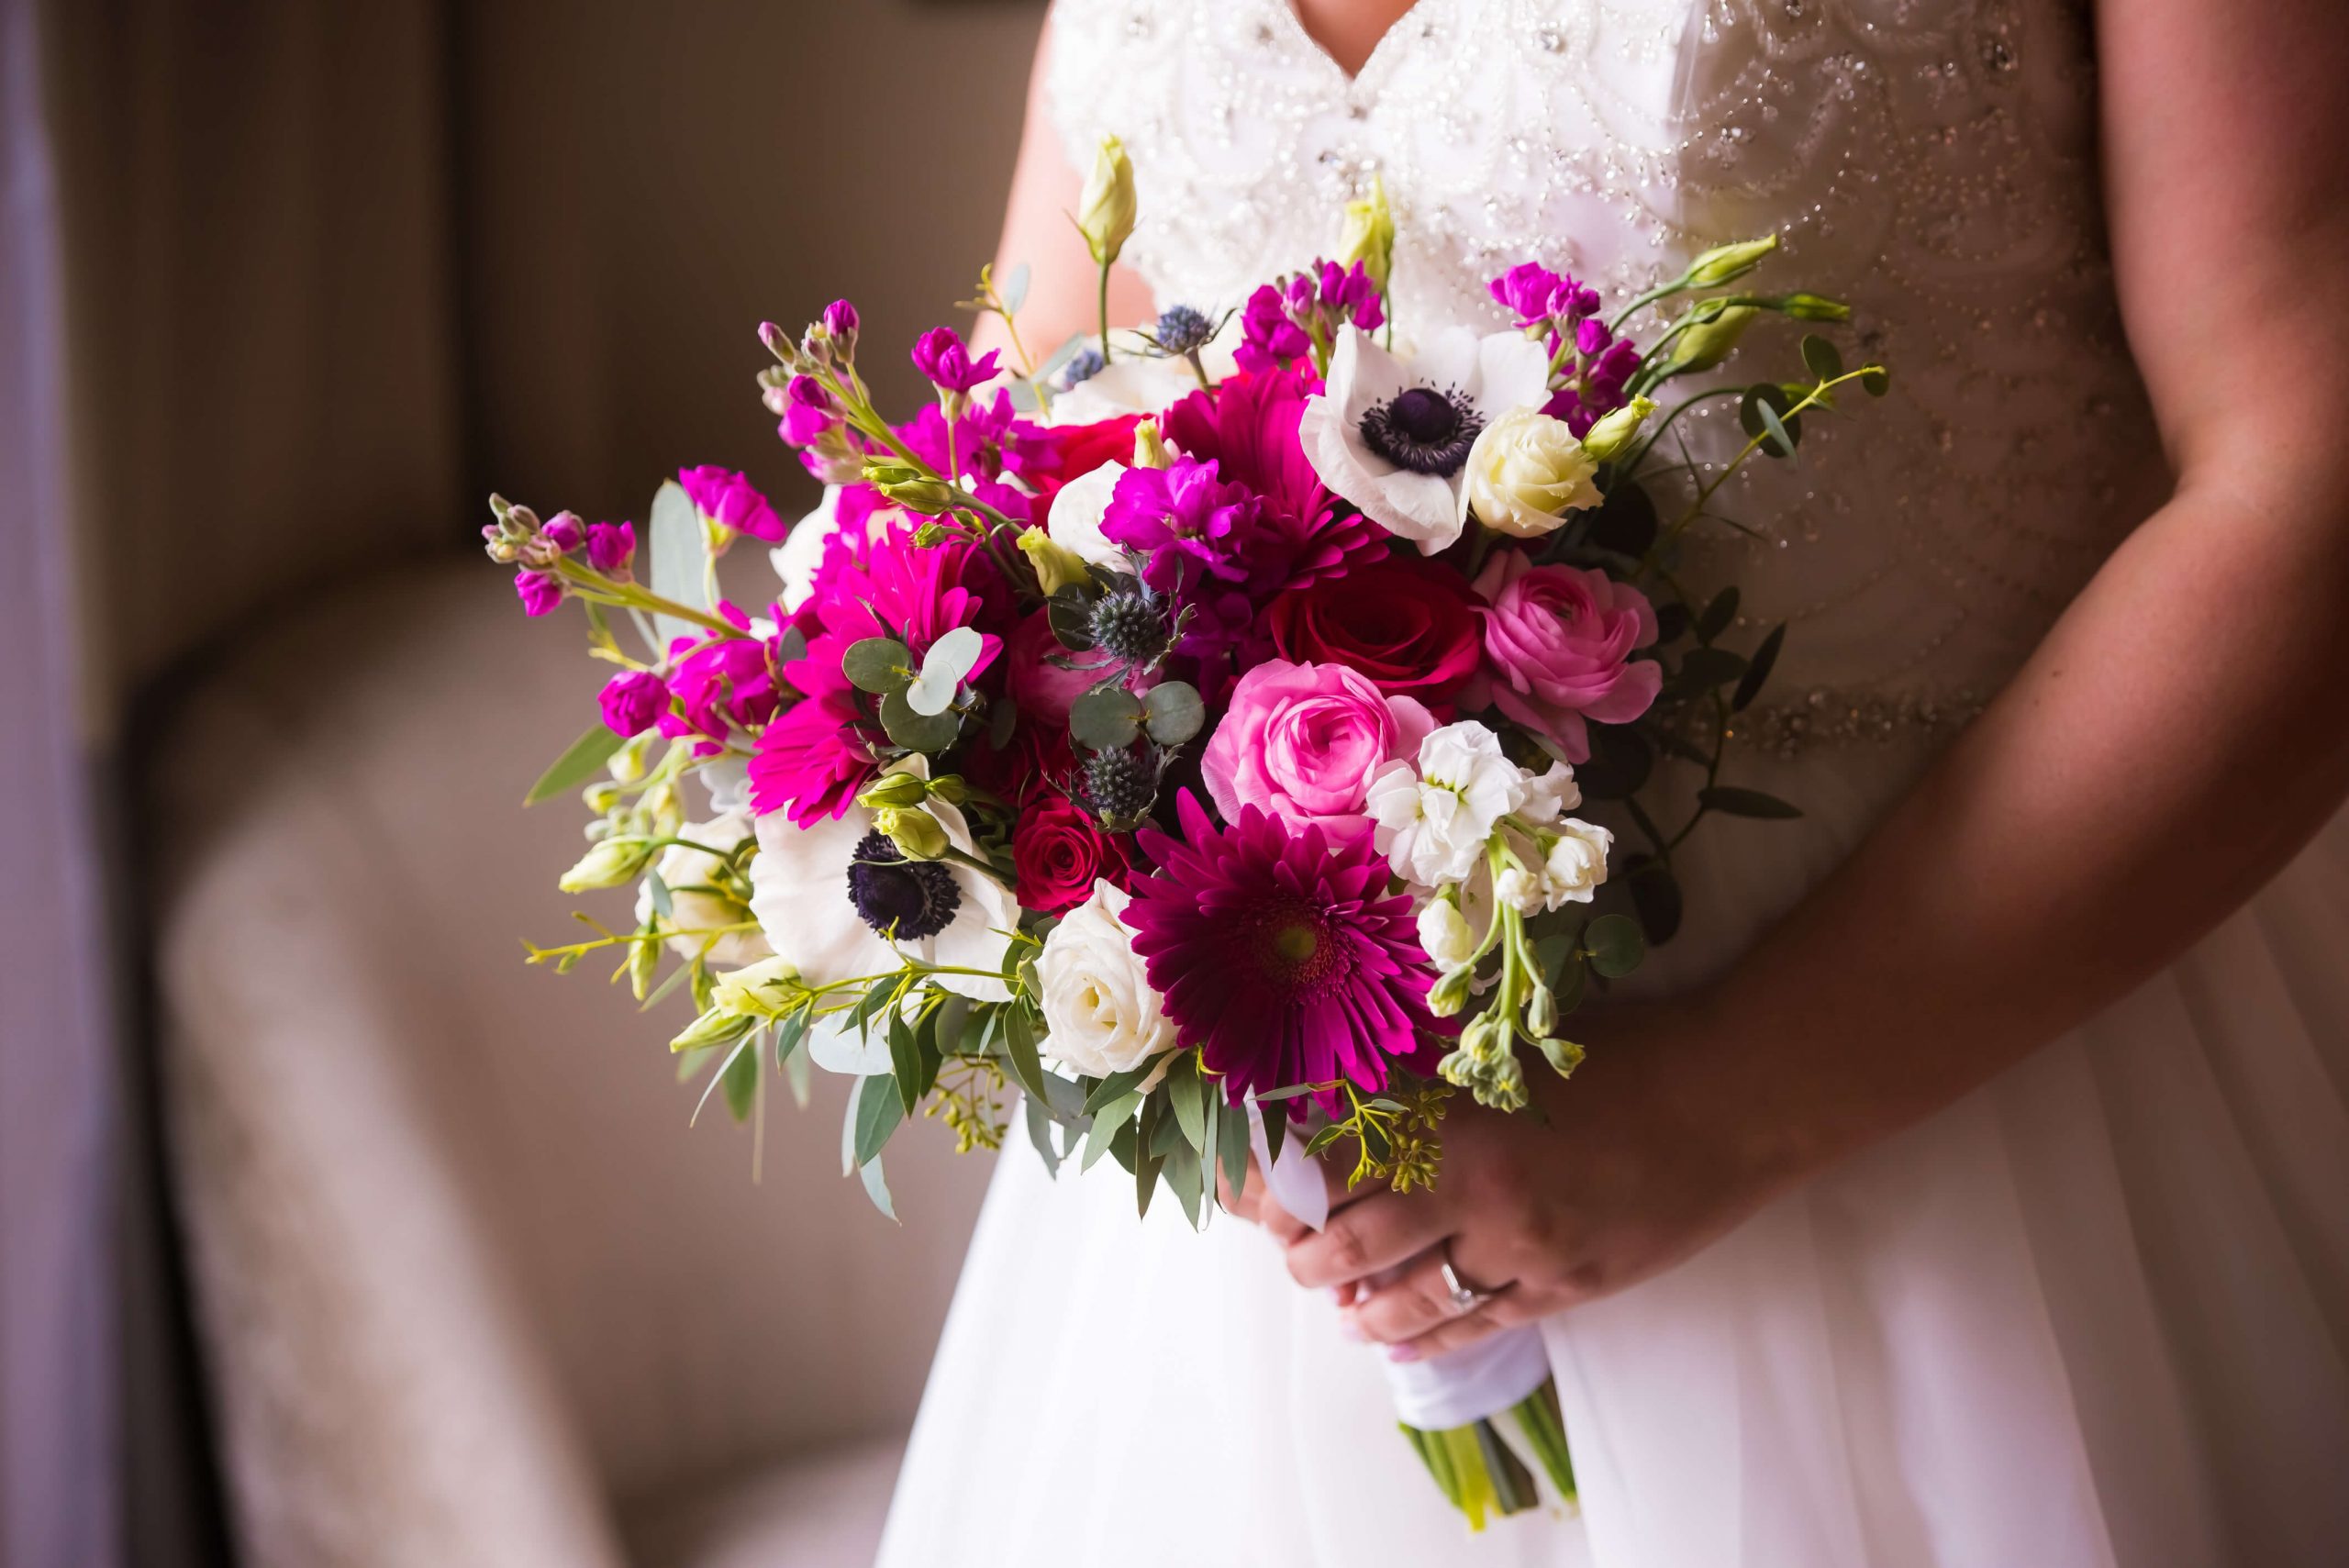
left=1017, top=413, right=1144, bottom=512
left=963, top=717, right=1075, bottom=808
left=1266, top=556, right=1484, bottom=701
left=1012, top=795, right=1131, bottom=915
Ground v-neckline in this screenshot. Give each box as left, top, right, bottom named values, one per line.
left=1275, top=0, right=1439, bottom=90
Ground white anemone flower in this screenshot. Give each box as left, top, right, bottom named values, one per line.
left=748, top=759, right=1016, bottom=1073
left=1298, top=324, right=1552, bottom=554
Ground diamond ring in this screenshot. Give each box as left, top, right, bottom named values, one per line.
left=1440, top=1242, right=1496, bottom=1316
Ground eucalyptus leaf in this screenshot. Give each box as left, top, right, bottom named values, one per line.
left=1574, top=724, right=1652, bottom=800
left=1731, top=624, right=1787, bottom=712
left=1588, top=480, right=1657, bottom=558
left=1024, top=1092, right=1063, bottom=1175
left=1582, top=913, right=1646, bottom=980
left=1083, top=1062, right=1156, bottom=1116
left=1217, top=1093, right=1252, bottom=1196
left=1800, top=333, right=1844, bottom=382
left=1695, top=586, right=1741, bottom=645
left=1142, top=681, right=1206, bottom=747
left=889, top=1011, right=924, bottom=1118
left=1002, top=1006, right=1049, bottom=1100
left=1082, top=1092, right=1142, bottom=1170
left=1302, top=1124, right=1346, bottom=1158
left=853, top=1072, right=906, bottom=1167
left=1676, top=647, right=1749, bottom=691
left=844, top=637, right=915, bottom=695
left=907, top=626, right=985, bottom=717
left=1628, top=862, right=1686, bottom=946
left=1698, top=785, right=1804, bottom=818
left=880, top=688, right=962, bottom=752
left=524, top=724, right=624, bottom=806
left=1069, top=685, right=1144, bottom=751
left=1860, top=366, right=1891, bottom=397
left=647, top=479, right=707, bottom=649
left=644, top=868, right=674, bottom=921
left=1162, top=1140, right=1205, bottom=1229
left=720, top=1045, right=758, bottom=1122
left=1756, top=395, right=1799, bottom=461
left=1168, top=1055, right=1207, bottom=1151
left=1047, top=586, right=1097, bottom=651
left=986, top=694, right=1019, bottom=750
left=1001, top=261, right=1031, bottom=314
left=858, top=1153, right=897, bottom=1221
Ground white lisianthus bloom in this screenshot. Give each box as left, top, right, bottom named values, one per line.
left=635, top=813, right=771, bottom=968
left=1045, top=460, right=1130, bottom=570
left=1298, top=325, right=1551, bottom=554
left=1459, top=406, right=1603, bottom=538
left=771, top=486, right=907, bottom=612
left=1035, top=880, right=1179, bottom=1086
left=1539, top=819, right=1615, bottom=907
left=1365, top=720, right=1529, bottom=887
left=748, top=759, right=1016, bottom=1078
left=1416, top=895, right=1477, bottom=969
left=1518, top=759, right=1583, bottom=824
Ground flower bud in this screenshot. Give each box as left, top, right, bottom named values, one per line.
left=926, top=774, right=968, bottom=806
left=1775, top=292, right=1851, bottom=323
left=607, top=730, right=653, bottom=784
left=1577, top=395, right=1657, bottom=462
left=874, top=473, right=957, bottom=515
left=1076, top=135, right=1138, bottom=267
left=1131, top=418, right=1173, bottom=471
left=874, top=806, right=950, bottom=862
left=856, top=772, right=931, bottom=811
left=628, top=928, right=661, bottom=1001
left=1666, top=306, right=1758, bottom=374
left=1339, top=172, right=1396, bottom=294
left=1417, top=896, right=1476, bottom=971
left=583, top=781, right=622, bottom=814
left=758, top=320, right=794, bottom=362
left=667, top=1005, right=754, bottom=1054
left=1481, top=1051, right=1530, bottom=1112
left=1537, top=1034, right=1586, bottom=1077
left=821, top=299, right=860, bottom=358
left=1526, top=980, right=1557, bottom=1040
left=1428, top=963, right=1476, bottom=1018
left=1683, top=235, right=1777, bottom=287
left=1017, top=526, right=1092, bottom=596
left=559, top=836, right=656, bottom=893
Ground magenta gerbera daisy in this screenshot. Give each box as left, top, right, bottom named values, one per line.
left=1124, top=792, right=1445, bottom=1111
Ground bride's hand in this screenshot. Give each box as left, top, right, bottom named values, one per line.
left=1274, top=1001, right=1802, bottom=1362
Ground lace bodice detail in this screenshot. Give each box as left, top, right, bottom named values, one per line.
left=1046, top=0, right=2168, bottom=736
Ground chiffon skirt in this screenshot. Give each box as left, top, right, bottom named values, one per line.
left=874, top=751, right=2349, bottom=1568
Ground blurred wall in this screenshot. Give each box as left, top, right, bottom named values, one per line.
left=44, top=0, right=1048, bottom=716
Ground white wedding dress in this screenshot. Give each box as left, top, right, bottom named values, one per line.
left=875, top=3, right=2349, bottom=1563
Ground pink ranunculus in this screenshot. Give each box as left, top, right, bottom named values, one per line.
left=1200, top=659, right=1434, bottom=837
left=1005, top=609, right=1118, bottom=728
left=1464, top=550, right=1662, bottom=762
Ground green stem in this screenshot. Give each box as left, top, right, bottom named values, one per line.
left=1097, top=261, right=1112, bottom=364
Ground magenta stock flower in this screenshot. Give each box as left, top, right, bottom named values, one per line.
left=911, top=326, right=1002, bottom=395
left=820, top=298, right=860, bottom=353
left=776, top=375, right=837, bottom=447
left=597, top=669, right=667, bottom=736
left=584, top=520, right=635, bottom=575
left=659, top=603, right=789, bottom=748
left=1238, top=284, right=1312, bottom=373
left=1237, top=260, right=1387, bottom=373
left=540, top=512, right=584, bottom=553
left=1101, top=457, right=1260, bottom=651
left=515, top=569, right=562, bottom=617
left=1487, top=261, right=1599, bottom=328
left=678, top=465, right=787, bottom=541
left=1124, top=793, right=1444, bottom=1111
left=1462, top=550, right=1663, bottom=762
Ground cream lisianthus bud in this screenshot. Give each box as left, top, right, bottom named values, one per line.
left=1339, top=173, right=1396, bottom=293
left=707, top=955, right=802, bottom=1019
left=1540, top=819, right=1614, bottom=907
left=1076, top=135, right=1137, bottom=266
left=560, top=835, right=655, bottom=892
left=1417, top=896, right=1475, bottom=971
left=1016, top=526, right=1092, bottom=595
left=1035, top=881, right=1179, bottom=1084
left=1131, top=418, right=1173, bottom=470
left=1458, top=407, right=1602, bottom=537
left=874, top=806, right=950, bottom=862
left=856, top=772, right=930, bottom=811
left=1578, top=395, right=1657, bottom=462
left=1683, top=234, right=1778, bottom=287
left=1666, top=306, right=1757, bottom=374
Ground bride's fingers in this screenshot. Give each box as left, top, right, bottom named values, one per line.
left=1282, top=1188, right=1450, bottom=1290
left=1336, top=1243, right=1518, bottom=1347
left=1382, top=1289, right=1538, bottom=1363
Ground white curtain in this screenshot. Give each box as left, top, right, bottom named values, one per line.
left=0, top=0, right=118, bottom=1563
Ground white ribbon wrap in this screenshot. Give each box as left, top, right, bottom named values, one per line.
left=1244, top=1099, right=1553, bottom=1431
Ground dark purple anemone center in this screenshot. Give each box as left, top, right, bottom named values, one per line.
left=1359, top=384, right=1483, bottom=476
left=846, top=829, right=961, bottom=940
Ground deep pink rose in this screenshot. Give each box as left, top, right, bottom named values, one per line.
left=1005, top=609, right=1118, bottom=728
left=1012, top=795, right=1131, bottom=915
left=1199, top=659, right=1434, bottom=836
left=1463, top=550, right=1661, bottom=762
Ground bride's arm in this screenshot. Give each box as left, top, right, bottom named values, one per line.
left=1276, top=0, right=2349, bottom=1354
left=969, top=17, right=1155, bottom=365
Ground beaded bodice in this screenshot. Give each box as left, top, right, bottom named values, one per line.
left=1046, top=0, right=2169, bottom=749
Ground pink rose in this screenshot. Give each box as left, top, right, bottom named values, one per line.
left=1200, top=659, right=1434, bottom=835
left=1006, top=609, right=1119, bottom=728
left=1463, top=550, right=1661, bottom=762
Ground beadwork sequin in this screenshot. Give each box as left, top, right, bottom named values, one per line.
left=1046, top=0, right=2170, bottom=755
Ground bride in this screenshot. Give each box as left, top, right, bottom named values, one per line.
left=878, top=2, right=2349, bottom=1563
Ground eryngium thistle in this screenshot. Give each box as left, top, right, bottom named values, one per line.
left=1086, top=591, right=1166, bottom=662
left=1152, top=304, right=1214, bottom=355
left=1082, top=746, right=1159, bottom=828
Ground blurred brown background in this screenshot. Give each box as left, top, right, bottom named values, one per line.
left=9, top=3, right=1052, bottom=1566
left=46, top=0, right=1043, bottom=704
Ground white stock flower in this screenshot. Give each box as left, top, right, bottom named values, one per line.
left=747, top=759, right=1015, bottom=1073
left=1365, top=720, right=1527, bottom=887
left=1298, top=325, right=1551, bottom=554
left=1539, top=819, right=1615, bottom=907
left=1519, top=759, right=1582, bottom=824
left=1036, top=881, right=1179, bottom=1085
left=1416, top=896, right=1477, bottom=969
left=636, top=813, right=771, bottom=968
left=1495, top=864, right=1542, bottom=916
left=1044, top=460, right=1130, bottom=570
left=1459, top=406, right=1602, bottom=538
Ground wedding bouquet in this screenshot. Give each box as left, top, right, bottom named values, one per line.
left=484, top=141, right=1885, bottom=1529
